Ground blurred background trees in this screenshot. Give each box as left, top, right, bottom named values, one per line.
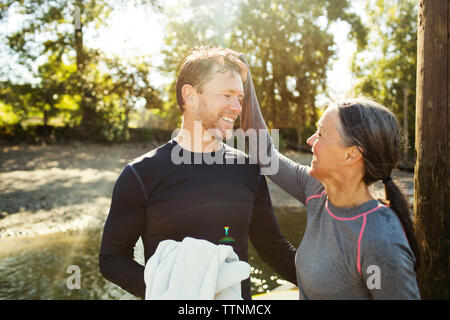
left=0, top=0, right=162, bottom=142
left=0, top=0, right=416, bottom=152
left=353, top=0, right=417, bottom=158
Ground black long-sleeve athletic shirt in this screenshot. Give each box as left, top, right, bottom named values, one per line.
left=99, top=139, right=297, bottom=300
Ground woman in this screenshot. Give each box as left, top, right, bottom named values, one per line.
left=238, top=58, right=421, bottom=299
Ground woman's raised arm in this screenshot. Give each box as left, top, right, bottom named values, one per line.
left=238, top=54, right=312, bottom=205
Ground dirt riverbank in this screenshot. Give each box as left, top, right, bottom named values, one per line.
left=0, top=142, right=414, bottom=238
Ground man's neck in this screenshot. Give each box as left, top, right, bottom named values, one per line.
left=175, top=121, right=222, bottom=153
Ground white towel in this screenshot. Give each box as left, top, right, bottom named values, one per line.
left=144, top=237, right=251, bottom=300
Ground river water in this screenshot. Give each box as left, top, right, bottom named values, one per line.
left=0, top=207, right=306, bottom=300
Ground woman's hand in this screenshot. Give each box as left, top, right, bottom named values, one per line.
left=225, top=49, right=248, bottom=83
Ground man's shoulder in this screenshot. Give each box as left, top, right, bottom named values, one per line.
left=129, top=140, right=174, bottom=168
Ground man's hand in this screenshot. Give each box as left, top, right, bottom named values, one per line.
left=226, top=49, right=248, bottom=83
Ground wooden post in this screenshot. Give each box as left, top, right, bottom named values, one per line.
left=414, top=0, right=449, bottom=299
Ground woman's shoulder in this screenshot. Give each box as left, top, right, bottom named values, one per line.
left=362, top=203, right=412, bottom=253
left=360, top=203, right=417, bottom=280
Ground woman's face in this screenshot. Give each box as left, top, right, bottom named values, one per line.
left=307, top=106, right=348, bottom=181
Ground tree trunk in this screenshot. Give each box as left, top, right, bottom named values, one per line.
left=43, top=109, right=48, bottom=127
left=296, top=97, right=304, bottom=149
left=414, top=0, right=449, bottom=299
left=74, top=0, right=95, bottom=130
left=74, top=0, right=83, bottom=73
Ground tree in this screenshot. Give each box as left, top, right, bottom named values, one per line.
left=352, top=0, right=417, bottom=158
left=0, top=0, right=162, bottom=141
left=414, top=0, right=449, bottom=299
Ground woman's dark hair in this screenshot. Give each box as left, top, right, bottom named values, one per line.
left=334, top=97, right=423, bottom=275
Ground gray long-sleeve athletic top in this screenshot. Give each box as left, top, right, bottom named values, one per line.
left=239, top=58, right=421, bottom=299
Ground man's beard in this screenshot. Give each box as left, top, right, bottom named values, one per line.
left=195, top=98, right=226, bottom=140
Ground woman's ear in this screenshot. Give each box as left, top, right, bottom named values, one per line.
left=345, top=145, right=364, bottom=163
left=181, top=84, right=196, bottom=110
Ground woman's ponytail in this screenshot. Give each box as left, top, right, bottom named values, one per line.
left=383, top=179, right=422, bottom=274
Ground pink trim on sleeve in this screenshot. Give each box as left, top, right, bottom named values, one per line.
left=305, top=191, right=326, bottom=204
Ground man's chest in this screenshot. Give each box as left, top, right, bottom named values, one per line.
left=144, top=169, right=258, bottom=241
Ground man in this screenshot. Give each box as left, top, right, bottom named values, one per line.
left=99, top=46, right=296, bottom=300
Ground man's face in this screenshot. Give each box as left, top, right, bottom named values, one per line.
left=193, top=69, right=244, bottom=139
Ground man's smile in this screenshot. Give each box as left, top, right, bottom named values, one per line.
left=220, top=116, right=235, bottom=124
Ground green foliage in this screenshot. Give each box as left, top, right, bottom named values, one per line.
left=4, top=0, right=418, bottom=152
left=0, top=101, right=20, bottom=126
left=0, top=0, right=162, bottom=142
left=352, top=0, right=417, bottom=155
